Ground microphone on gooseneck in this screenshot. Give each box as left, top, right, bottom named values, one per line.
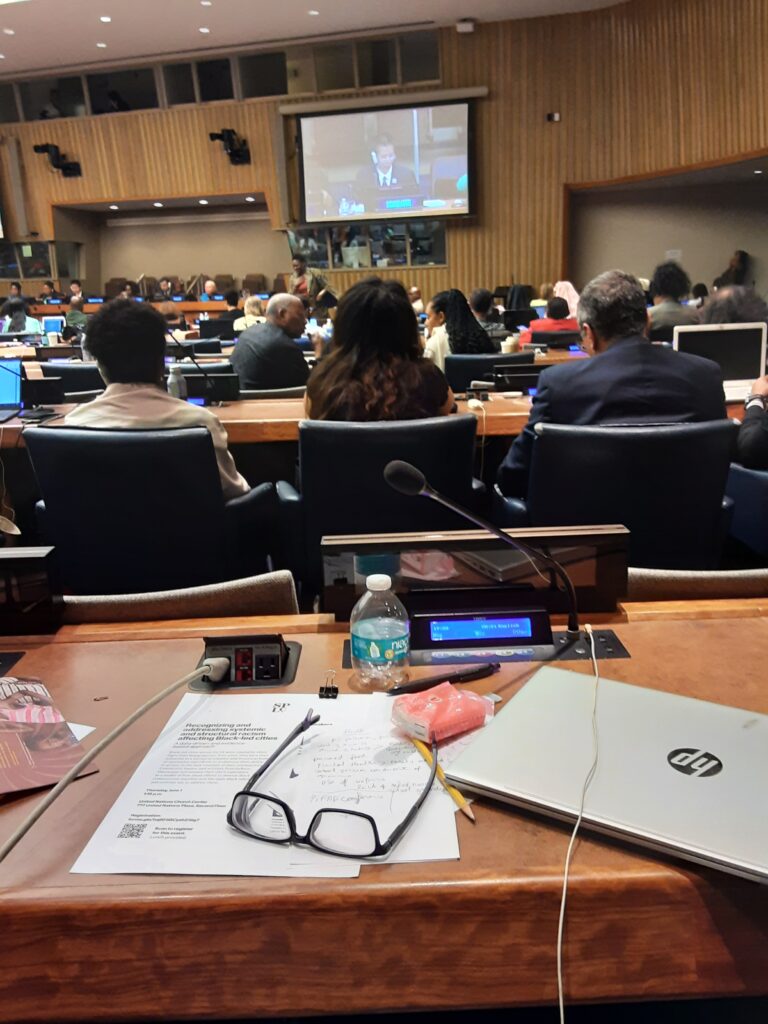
left=383, top=460, right=580, bottom=638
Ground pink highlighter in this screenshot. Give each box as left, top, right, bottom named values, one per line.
left=391, top=682, right=494, bottom=743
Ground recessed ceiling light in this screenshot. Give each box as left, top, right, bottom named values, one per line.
left=100, top=15, right=111, bottom=22
left=200, top=1, right=212, bottom=5
left=245, top=195, right=256, bottom=203
left=96, top=41, right=107, bottom=47
left=198, top=26, right=210, bottom=33
left=308, top=9, right=320, bottom=14
left=3, top=28, right=15, bottom=35
left=754, top=170, right=763, bottom=175
left=153, top=201, right=164, bottom=207
left=109, top=204, right=119, bottom=210
left=198, top=199, right=209, bottom=205
left=0, top=54, right=5, bottom=60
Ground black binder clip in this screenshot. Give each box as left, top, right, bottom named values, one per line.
left=319, top=669, right=338, bottom=699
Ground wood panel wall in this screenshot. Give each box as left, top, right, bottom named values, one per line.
left=0, top=0, right=766, bottom=297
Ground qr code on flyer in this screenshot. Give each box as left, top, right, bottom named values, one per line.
left=117, top=822, right=147, bottom=839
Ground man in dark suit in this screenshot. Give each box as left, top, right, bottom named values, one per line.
left=153, top=277, right=175, bottom=301
left=497, top=270, right=727, bottom=497
left=354, top=134, right=417, bottom=202
left=230, top=293, right=310, bottom=391
left=737, top=374, right=768, bottom=468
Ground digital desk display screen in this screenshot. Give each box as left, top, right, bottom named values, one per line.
left=430, top=616, right=533, bottom=643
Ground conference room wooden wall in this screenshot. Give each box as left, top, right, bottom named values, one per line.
left=0, top=0, right=766, bottom=296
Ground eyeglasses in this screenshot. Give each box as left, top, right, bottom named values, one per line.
left=227, top=708, right=438, bottom=859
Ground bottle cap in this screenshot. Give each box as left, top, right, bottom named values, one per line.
left=366, top=574, right=392, bottom=592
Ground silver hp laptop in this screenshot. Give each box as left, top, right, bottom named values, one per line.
left=673, top=321, right=767, bottom=402
left=446, top=666, right=768, bottom=882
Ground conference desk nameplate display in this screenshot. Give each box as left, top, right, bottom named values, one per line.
left=0, top=618, right=766, bottom=1022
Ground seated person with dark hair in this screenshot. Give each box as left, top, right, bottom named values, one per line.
left=519, top=296, right=579, bottom=344
left=469, top=288, right=503, bottom=333
left=230, top=293, right=311, bottom=391
left=737, top=375, right=768, bottom=469
left=699, top=285, right=768, bottom=325
left=649, top=260, right=699, bottom=328
left=217, top=290, right=241, bottom=322
left=306, top=278, right=454, bottom=421
left=424, top=288, right=497, bottom=371
left=39, top=280, right=63, bottom=301
left=63, top=299, right=249, bottom=500
left=497, top=270, right=727, bottom=497
left=153, top=277, right=175, bottom=301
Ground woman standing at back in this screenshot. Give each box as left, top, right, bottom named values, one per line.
left=306, top=278, right=454, bottom=421
left=424, top=288, right=497, bottom=371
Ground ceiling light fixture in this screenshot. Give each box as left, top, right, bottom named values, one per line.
left=308, top=9, right=320, bottom=14
left=754, top=170, right=763, bottom=175
left=201, top=1, right=212, bottom=5
left=3, top=28, right=15, bottom=35
left=100, top=15, right=111, bottom=22
left=96, top=41, right=107, bottom=47
left=109, top=204, right=119, bottom=210
left=0, top=54, right=5, bottom=59
left=199, top=26, right=210, bottom=33
left=245, top=195, right=256, bottom=202
left=153, top=201, right=164, bottom=207
left=198, top=199, right=209, bottom=205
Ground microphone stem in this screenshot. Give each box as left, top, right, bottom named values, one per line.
left=421, top=487, right=580, bottom=637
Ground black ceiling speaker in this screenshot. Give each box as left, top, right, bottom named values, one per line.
left=208, top=129, right=251, bottom=166
left=33, top=143, right=81, bottom=178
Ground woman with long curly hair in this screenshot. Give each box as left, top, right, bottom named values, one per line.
left=423, top=288, right=496, bottom=370
left=305, top=278, right=454, bottom=421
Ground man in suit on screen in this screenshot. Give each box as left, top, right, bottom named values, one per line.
left=354, top=134, right=418, bottom=201
left=497, top=270, right=727, bottom=497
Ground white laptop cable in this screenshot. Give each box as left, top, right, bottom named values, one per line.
left=556, top=622, right=601, bottom=1023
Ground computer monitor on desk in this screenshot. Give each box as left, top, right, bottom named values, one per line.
left=199, top=319, right=236, bottom=341
left=0, top=357, right=22, bottom=413
left=673, top=322, right=767, bottom=401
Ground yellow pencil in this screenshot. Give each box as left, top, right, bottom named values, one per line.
left=411, top=737, right=476, bottom=823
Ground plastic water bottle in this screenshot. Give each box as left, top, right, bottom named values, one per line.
left=350, top=574, right=410, bottom=689
left=167, top=365, right=187, bottom=399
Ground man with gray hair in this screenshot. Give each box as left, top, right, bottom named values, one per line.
left=497, top=269, right=726, bottom=496
left=230, top=292, right=310, bottom=391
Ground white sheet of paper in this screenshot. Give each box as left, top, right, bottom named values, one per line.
left=68, top=723, right=95, bottom=741
left=71, top=693, right=458, bottom=878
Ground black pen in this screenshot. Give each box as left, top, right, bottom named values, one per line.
left=387, top=663, right=501, bottom=696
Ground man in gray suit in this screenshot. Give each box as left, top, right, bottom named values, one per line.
left=230, top=293, right=310, bottom=391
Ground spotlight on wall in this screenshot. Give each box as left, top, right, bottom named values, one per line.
left=208, top=128, right=250, bottom=166
left=33, top=142, right=82, bottom=177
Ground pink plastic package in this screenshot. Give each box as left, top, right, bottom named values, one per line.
left=391, top=682, right=494, bottom=742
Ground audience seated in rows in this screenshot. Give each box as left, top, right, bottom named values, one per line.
left=497, top=270, right=727, bottom=497
left=230, top=293, right=310, bottom=391
left=63, top=300, right=250, bottom=500
left=234, top=296, right=266, bottom=333
left=649, top=261, right=699, bottom=329
left=217, top=291, right=241, bottom=322
left=520, top=296, right=578, bottom=344
left=424, top=288, right=496, bottom=371
left=305, top=278, right=453, bottom=422
left=700, top=284, right=768, bottom=325
left=1, top=297, right=41, bottom=334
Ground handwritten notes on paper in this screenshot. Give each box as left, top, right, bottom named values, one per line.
left=71, top=693, right=459, bottom=878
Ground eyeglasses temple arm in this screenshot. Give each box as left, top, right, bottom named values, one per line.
left=241, top=708, right=320, bottom=792
left=379, top=740, right=439, bottom=854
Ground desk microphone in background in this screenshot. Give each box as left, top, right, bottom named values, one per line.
left=383, top=459, right=580, bottom=638
left=166, top=330, right=216, bottom=396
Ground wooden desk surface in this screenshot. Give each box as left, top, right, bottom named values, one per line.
left=1, top=618, right=767, bottom=1022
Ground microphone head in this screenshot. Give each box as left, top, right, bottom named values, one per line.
left=384, top=460, right=427, bottom=497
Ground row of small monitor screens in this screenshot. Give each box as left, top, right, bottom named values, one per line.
left=37, top=293, right=272, bottom=306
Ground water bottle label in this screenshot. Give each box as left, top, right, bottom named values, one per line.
left=351, top=633, right=409, bottom=665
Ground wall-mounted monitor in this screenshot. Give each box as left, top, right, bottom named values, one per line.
left=298, top=100, right=472, bottom=225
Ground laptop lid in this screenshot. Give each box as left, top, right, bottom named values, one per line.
left=0, top=357, right=22, bottom=408
left=446, top=665, right=768, bottom=882
left=42, top=316, right=66, bottom=334
left=673, top=322, right=767, bottom=396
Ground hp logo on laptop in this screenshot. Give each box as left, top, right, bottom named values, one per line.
left=667, top=748, right=723, bottom=778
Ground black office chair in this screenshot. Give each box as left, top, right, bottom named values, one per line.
left=503, top=309, right=537, bottom=330
left=40, top=362, right=105, bottom=395
left=726, top=464, right=768, bottom=557
left=199, top=320, right=236, bottom=341
left=169, top=339, right=222, bottom=357
left=277, top=416, right=484, bottom=593
left=649, top=324, right=675, bottom=343
left=528, top=330, right=582, bottom=350
left=170, top=361, right=236, bottom=375
left=492, top=421, right=739, bottom=569
left=444, top=351, right=535, bottom=392
left=25, top=427, right=276, bottom=595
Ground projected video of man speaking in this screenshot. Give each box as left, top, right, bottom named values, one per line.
left=299, top=102, right=470, bottom=224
